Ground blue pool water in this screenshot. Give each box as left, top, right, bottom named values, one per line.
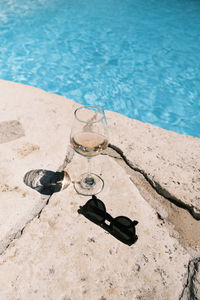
left=0, top=0, right=200, bottom=137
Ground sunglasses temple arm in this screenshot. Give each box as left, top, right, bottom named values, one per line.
left=132, top=220, right=138, bottom=226
left=77, top=206, right=83, bottom=214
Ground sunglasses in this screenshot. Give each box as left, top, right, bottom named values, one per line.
left=78, top=195, right=138, bottom=246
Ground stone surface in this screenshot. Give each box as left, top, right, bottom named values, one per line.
left=0, top=79, right=78, bottom=254
left=0, top=120, right=25, bottom=144
left=107, top=111, right=200, bottom=219
left=0, top=79, right=199, bottom=299
left=0, top=155, right=191, bottom=300
left=180, top=257, right=200, bottom=300
left=113, top=155, right=200, bottom=253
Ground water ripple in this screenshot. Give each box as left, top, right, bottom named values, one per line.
left=0, top=0, right=200, bottom=137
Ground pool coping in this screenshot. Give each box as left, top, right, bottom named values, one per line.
left=0, top=79, right=199, bottom=299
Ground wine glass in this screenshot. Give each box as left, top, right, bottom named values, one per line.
left=70, top=105, right=109, bottom=196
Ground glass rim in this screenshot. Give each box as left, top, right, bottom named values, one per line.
left=74, top=105, right=106, bottom=124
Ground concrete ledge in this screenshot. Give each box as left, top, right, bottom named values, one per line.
left=0, top=80, right=199, bottom=299
left=107, top=110, right=200, bottom=219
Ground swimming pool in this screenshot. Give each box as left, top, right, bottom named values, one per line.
left=0, top=0, right=200, bottom=137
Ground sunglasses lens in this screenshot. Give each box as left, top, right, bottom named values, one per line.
left=85, top=198, right=105, bottom=223
left=111, top=217, right=135, bottom=241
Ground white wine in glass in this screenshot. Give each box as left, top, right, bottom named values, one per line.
left=70, top=105, right=109, bottom=195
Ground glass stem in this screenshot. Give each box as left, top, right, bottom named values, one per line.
left=85, top=157, right=94, bottom=186
left=87, top=157, right=92, bottom=178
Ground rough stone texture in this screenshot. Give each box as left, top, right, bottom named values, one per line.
left=0, top=120, right=25, bottom=144
left=0, top=79, right=78, bottom=254
left=109, top=153, right=200, bottom=253
left=107, top=111, right=200, bottom=219
left=0, top=79, right=199, bottom=299
left=180, top=257, right=200, bottom=300
left=0, top=155, right=191, bottom=300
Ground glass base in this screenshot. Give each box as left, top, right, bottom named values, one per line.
left=74, top=172, right=104, bottom=196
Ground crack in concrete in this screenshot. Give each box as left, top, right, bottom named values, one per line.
left=26, top=147, right=75, bottom=220
left=1, top=143, right=200, bottom=299
left=179, top=257, right=200, bottom=300
left=1, top=194, right=50, bottom=256
left=107, top=144, right=200, bottom=299
left=1, top=143, right=198, bottom=262
left=31, top=146, right=75, bottom=220
left=0, top=147, right=74, bottom=256
left=108, top=144, right=200, bottom=221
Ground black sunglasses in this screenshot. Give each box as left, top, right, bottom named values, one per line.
left=78, top=195, right=138, bottom=246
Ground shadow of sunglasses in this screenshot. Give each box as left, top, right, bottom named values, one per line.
left=78, top=195, right=138, bottom=246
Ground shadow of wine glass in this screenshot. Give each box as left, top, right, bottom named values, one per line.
left=23, top=169, right=71, bottom=195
